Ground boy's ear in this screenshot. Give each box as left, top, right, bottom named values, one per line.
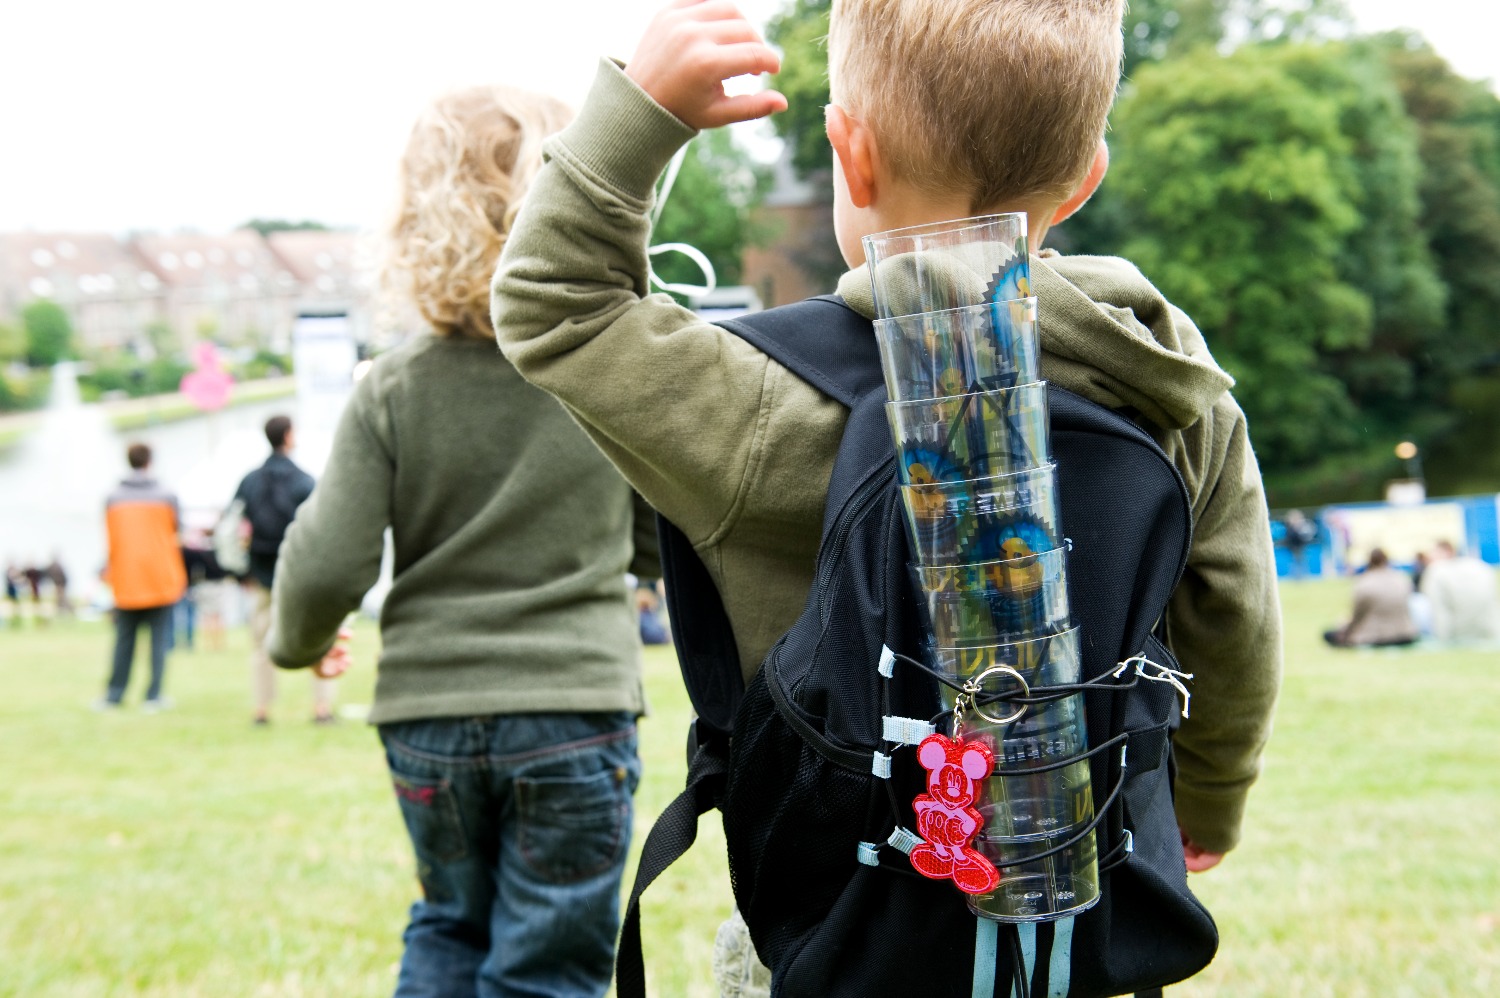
left=825, top=104, right=877, bottom=209
left=1051, top=140, right=1109, bottom=226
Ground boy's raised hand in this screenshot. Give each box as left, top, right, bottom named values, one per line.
left=627, top=0, right=788, bottom=129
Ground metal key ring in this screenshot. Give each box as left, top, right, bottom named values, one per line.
left=968, top=665, right=1030, bottom=726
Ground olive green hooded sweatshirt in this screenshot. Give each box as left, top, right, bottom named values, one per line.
left=492, top=61, right=1281, bottom=854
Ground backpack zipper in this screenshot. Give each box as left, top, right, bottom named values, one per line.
left=814, top=456, right=898, bottom=623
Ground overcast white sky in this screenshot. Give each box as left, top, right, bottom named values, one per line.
left=0, top=0, right=1494, bottom=235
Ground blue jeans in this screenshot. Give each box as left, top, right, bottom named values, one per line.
left=378, top=713, right=640, bottom=998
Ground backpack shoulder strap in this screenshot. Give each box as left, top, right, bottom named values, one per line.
left=616, top=743, right=728, bottom=998
left=717, top=294, right=884, bottom=405
left=657, top=295, right=884, bottom=738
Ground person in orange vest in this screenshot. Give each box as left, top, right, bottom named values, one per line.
left=97, top=442, right=187, bottom=711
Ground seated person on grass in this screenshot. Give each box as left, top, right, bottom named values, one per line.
left=1324, top=548, right=1419, bottom=648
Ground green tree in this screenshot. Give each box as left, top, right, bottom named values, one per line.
left=240, top=218, right=329, bottom=235
left=650, top=129, right=770, bottom=293
left=1122, top=0, right=1229, bottom=75
left=0, top=321, right=24, bottom=364
left=1123, top=0, right=1353, bottom=76
left=1109, top=46, right=1374, bottom=475
left=766, top=0, right=832, bottom=179
left=21, top=301, right=75, bottom=367
left=763, top=0, right=869, bottom=291
left=1380, top=33, right=1500, bottom=494
left=1280, top=42, right=1445, bottom=429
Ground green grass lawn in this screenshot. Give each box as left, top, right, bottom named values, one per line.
left=2, top=578, right=1496, bottom=996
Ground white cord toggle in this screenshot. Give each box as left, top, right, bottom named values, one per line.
left=887, top=827, right=924, bottom=855
left=871, top=752, right=892, bottom=779
left=877, top=644, right=897, bottom=678
left=882, top=715, right=937, bottom=745
left=1119, top=654, right=1195, bottom=718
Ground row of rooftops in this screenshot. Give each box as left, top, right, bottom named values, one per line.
left=0, top=229, right=367, bottom=310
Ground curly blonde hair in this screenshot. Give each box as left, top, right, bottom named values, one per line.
left=382, top=86, right=571, bottom=340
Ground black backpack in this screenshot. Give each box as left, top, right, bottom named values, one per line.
left=618, top=296, right=1217, bottom=998
left=243, top=462, right=307, bottom=555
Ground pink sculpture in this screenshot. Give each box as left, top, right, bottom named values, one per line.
left=179, top=342, right=233, bottom=412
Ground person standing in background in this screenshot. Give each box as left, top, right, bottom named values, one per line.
left=45, top=554, right=70, bottom=617
left=5, top=562, right=25, bottom=627
left=98, top=443, right=186, bottom=710
left=232, top=415, right=333, bottom=724
left=1280, top=509, right=1318, bottom=579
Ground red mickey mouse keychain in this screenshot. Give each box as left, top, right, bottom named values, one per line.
left=908, top=679, right=1002, bottom=895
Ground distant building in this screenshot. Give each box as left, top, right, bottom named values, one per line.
left=0, top=232, right=165, bottom=351
left=740, top=153, right=843, bottom=308
left=265, top=230, right=374, bottom=347
left=0, top=228, right=372, bottom=356
left=132, top=230, right=299, bottom=350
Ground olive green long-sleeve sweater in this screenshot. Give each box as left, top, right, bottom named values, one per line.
left=492, top=60, right=1281, bottom=853
left=267, top=333, right=653, bottom=724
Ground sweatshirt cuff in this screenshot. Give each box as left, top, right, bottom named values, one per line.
left=1173, top=784, right=1249, bottom=855
left=552, top=58, right=698, bottom=204
left=266, top=624, right=335, bottom=671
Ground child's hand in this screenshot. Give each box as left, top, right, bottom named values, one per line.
left=626, top=0, right=788, bottom=129
left=312, top=626, right=355, bottom=680
left=1180, top=828, right=1224, bottom=873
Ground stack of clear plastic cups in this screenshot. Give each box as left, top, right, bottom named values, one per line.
left=864, top=214, right=1099, bottom=923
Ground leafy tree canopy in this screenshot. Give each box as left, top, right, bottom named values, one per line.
left=0, top=322, right=25, bottom=364
left=1106, top=41, right=1452, bottom=494
left=239, top=219, right=330, bottom=235
left=766, top=0, right=832, bottom=180
left=1124, top=0, right=1353, bottom=75
left=1376, top=32, right=1500, bottom=494
left=20, top=301, right=75, bottom=368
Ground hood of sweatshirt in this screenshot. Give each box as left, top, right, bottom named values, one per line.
left=837, top=252, right=1233, bottom=432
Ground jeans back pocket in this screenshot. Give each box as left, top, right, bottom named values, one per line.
left=517, top=764, right=633, bottom=884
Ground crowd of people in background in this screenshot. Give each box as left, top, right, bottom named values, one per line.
left=1323, top=536, right=1500, bottom=648
left=3, top=556, right=70, bottom=624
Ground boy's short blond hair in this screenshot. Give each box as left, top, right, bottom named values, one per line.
left=829, top=0, right=1124, bottom=211
left=383, top=86, right=571, bottom=340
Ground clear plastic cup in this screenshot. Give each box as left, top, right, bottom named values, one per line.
left=900, top=465, right=1060, bottom=566
left=862, top=214, right=1031, bottom=320
left=887, top=381, right=1050, bottom=486
left=914, top=547, right=1070, bottom=647
left=873, top=299, right=1039, bottom=404
left=929, top=628, right=1099, bottom=922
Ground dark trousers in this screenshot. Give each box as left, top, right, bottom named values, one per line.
left=106, top=605, right=173, bottom=703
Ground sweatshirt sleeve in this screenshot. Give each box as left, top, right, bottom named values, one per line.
left=267, top=372, right=392, bottom=668
left=1166, top=398, right=1284, bottom=854
left=491, top=59, right=796, bottom=546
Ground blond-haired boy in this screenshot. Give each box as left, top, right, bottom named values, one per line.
left=494, top=0, right=1280, bottom=988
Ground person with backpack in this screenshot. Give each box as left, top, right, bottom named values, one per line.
left=231, top=414, right=331, bottom=725
left=491, top=2, right=1282, bottom=994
